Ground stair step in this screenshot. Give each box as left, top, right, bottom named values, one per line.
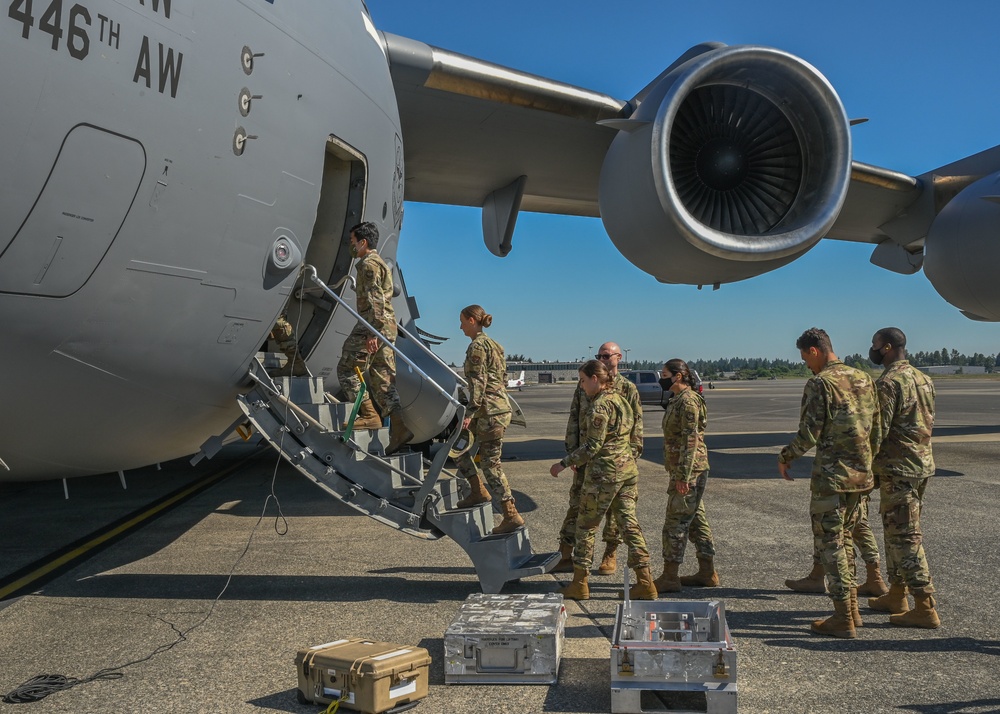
left=233, top=353, right=554, bottom=593
left=270, top=373, right=327, bottom=406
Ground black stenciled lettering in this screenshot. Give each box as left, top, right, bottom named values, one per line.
left=8, top=0, right=35, bottom=39
left=67, top=3, right=89, bottom=60
left=157, top=43, right=183, bottom=97
left=133, top=35, right=183, bottom=97
left=138, top=0, right=170, bottom=20
left=39, top=0, right=63, bottom=51
left=106, top=16, right=118, bottom=48
left=133, top=34, right=151, bottom=87
left=97, top=13, right=119, bottom=49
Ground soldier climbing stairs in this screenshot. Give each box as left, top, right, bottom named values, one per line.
left=227, top=356, right=557, bottom=594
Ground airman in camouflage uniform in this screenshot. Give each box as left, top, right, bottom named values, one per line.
left=270, top=313, right=307, bottom=376
left=336, top=222, right=412, bottom=452
left=654, top=359, right=719, bottom=593
left=555, top=342, right=642, bottom=575
left=778, top=328, right=879, bottom=638
left=792, top=499, right=888, bottom=596
left=454, top=305, right=524, bottom=534
left=550, top=360, right=654, bottom=601
left=867, top=327, right=940, bottom=628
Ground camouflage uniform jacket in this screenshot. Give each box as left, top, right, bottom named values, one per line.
left=565, top=373, right=643, bottom=458
left=560, top=390, right=638, bottom=480
left=354, top=250, right=396, bottom=341
left=873, top=360, right=935, bottom=479
left=661, top=387, right=709, bottom=483
left=779, top=360, right=879, bottom=495
left=464, top=332, right=511, bottom=418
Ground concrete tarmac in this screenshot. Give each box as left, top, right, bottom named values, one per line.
left=1, top=378, right=999, bottom=713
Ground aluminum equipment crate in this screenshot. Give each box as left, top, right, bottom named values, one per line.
left=610, top=600, right=737, bottom=714
left=444, top=593, right=566, bottom=684
left=294, top=638, right=430, bottom=713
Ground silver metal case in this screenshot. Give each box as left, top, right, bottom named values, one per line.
left=610, top=600, right=737, bottom=713
left=444, top=593, right=566, bottom=684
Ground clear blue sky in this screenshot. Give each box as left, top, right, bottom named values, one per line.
left=368, top=0, right=1000, bottom=366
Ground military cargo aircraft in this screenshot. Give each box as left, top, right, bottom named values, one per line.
left=2, top=0, right=998, bottom=485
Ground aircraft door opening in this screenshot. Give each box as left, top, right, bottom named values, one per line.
left=276, top=136, right=366, bottom=369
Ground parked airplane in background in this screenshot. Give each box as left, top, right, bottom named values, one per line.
left=507, top=371, right=526, bottom=391
left=2, top=0, right=998, bottom=482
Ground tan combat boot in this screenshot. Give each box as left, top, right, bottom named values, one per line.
left=785, top=562, right=826, bottom=593
left=560, top=567, right=589, bottom=600
left=889, top=593, right=941, bottom=629
left=385, top=410, right=413, bottom=455
left=595, top=544, right=618, bottom=575
left=857, top=561, right=889, bottom=597
left=868, top=582, right=909, bottom=614
left=679, top=556, right=720, bottom=587
left=552, top=543, right=574, bottom=573
left=455, top=473, right=491, bottom=509
left=652, top=561, right=681, bottom=594
left=492, top=497, right=525, bottom=534
left=629, top=566, right=658, bottom=600
left=352, top=397, right=383, bottom=431
left=811, top=598, right=856, bottom=638
left=850, top=587, right=863, bottom=628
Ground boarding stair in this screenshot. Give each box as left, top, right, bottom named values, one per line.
left=197, top=267, right=557, bottom=594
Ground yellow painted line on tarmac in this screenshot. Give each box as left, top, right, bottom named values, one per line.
left=0, top=458, right=252, bottom=601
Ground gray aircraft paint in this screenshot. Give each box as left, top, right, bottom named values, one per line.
left=2, top=0, right=999, bottom=480
left=0, top=0, right=458, bottom=479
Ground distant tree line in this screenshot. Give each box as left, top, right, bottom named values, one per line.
left=625, top=349, right=998, bottom=379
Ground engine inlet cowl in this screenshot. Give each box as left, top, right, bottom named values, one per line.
left=599, top=44, right=851, bottom=286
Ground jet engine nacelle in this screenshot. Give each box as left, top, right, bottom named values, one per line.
left=924, top=171, right=1000, bottom=321
left=599, top=44, right=852, bottom=285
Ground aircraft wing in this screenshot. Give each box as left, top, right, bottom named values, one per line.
left=384, top=33, right=926, bottom=248
left=383, top=33, right=1000, bottom=319
left=383, top=32, right=621, bottom=221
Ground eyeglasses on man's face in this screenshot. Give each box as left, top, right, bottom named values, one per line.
left=596, top=353, right=620, bottom=360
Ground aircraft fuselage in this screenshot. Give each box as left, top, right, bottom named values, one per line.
left=0, top=0, right=407, bottom=479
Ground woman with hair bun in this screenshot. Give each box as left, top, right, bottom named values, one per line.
left=454, top=305, right=524, bottom=534
left=654, top=358, right=720, bottom=594
left=550, top=359, right=656, bottom=601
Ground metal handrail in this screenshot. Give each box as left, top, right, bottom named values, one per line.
left=295, top=274, right=355, bottom=299
left=303, top=265, right=468, bottom=508
left=303, top=265, right=462, bottom=410
left=396, top=322, right=468, bottom=389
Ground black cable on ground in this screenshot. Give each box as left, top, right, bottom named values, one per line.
left=3, top=444, right=291, bottom=704
left=2, top=672, right=122, bottom=704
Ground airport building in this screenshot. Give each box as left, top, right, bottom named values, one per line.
left=507, top=361, right=587, bottom=384
left=921, top=365, right=987, bottom=375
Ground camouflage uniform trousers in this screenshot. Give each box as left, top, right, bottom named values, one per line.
left=457, top=413, right=512, bottom=501
left=336, top=327, right=401, bottom=416
left=557, top=465, right=622, bottom=549
left=661, top=469, right=716, bottom=563
left=272, top=316, right=297, bottom=360
left=811, top=491, right=863, bottom=602
left=810, top=490, right=881, bottom=567
left=573, top=473, right=649, bottom=570
left=879, top=475, right=935, bottom=595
